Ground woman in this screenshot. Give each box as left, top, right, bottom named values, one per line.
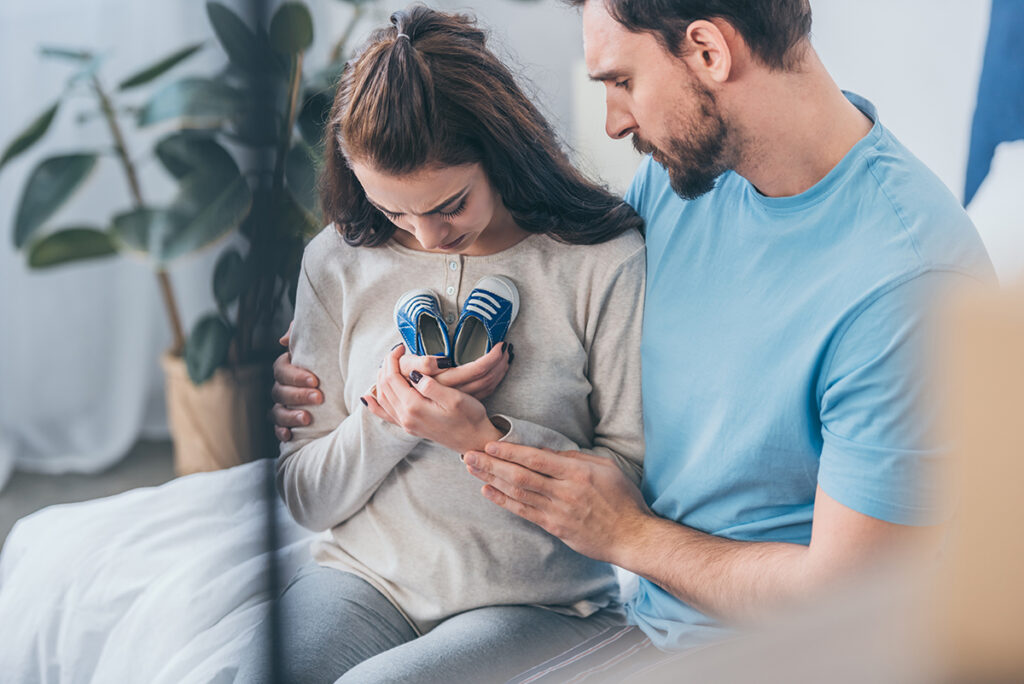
left=245, top=6, right=646, bottom=682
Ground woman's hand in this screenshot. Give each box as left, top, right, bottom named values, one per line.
left=397, top=341, right=513, bottom=400
left=364, top=346, right=504, bottom=454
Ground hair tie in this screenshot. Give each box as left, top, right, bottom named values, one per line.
left=396, top=32, right=411, bottom=41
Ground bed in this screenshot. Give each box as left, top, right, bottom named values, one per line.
left=0, top=459, right=315, bottom=683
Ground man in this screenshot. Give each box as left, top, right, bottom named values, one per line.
left=272, top=0, right=994, bottom=677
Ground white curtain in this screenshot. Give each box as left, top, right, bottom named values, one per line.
left=0, top=1, right=225, bottom=490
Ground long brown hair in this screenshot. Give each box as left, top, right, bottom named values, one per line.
left=321, top=5, right=644, bottom=247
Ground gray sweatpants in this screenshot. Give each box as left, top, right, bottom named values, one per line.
left=234, top=562, right=626, bottom=684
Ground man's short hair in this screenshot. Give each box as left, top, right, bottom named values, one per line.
left=573, top=0, right=812, bottom=71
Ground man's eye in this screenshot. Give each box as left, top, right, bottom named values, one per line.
left=615, top=79, right=630, bottom=90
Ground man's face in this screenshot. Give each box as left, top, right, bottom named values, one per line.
left=582, top=0, right=733, bottom=200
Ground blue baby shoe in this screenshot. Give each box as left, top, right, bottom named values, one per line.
left=394, top=289, right=452, bottom=357
left=452, top=276, right=519, bottom=366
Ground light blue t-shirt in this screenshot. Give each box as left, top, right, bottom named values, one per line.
left=624, top=93, right=994, bottom=650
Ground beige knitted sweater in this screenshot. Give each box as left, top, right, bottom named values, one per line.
left=278, top=225, right=645, bottom=634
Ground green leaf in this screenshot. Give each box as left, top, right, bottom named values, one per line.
left=13, top=154, right=98, bottom=248
left=39, top=45, right=106, bottom=83
left=118, top=42, right=205, bottom=91
left=285, top=143, right=319, bottom=217
left=213, top=248, right=246, bottom=308
left=297, top=90, right=332, bottom=149
left=137, top=77, right=240, bottom=127
left=27, top=227, right=117, bottom=268
left=39, top=46, right=93, bottom=61
left=0, top=101, right=60, bottom=172
left=206, top=2, right=263, bottom=69
left=155, top=131, right=238, bottom=179
left=163, top=173, right=252, bottom=262
left=184, top=313, right=232, bottom=384
left=274, top=187, right=321, bottom=241
left=269, top=2, right=314, bottom=54
left=111, top=208, right=184, bottom=257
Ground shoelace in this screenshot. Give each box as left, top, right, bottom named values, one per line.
left=402, top=294, right=439, bottom=318
left=464, top=291, right=503, bottom=321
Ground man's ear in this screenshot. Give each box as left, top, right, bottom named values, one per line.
left=682, top=19, right=733, bottom=84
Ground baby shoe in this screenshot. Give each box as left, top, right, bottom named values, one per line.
left=451, top=275, right=519, bottom=366
left=394, top=288, right=452, bottom=357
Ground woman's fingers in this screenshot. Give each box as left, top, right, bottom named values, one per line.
left=459, top=350, right=511, bottom=399
left=434, top=343, right=509, bottom=390
left=363, top=392, right=398, bottom=426
left=399, top=351, right=453, bottom=378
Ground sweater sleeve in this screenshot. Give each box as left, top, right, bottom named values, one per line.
left=492, top=243, right=646, bottom=485
left=276, top=256, right=422, bottom=532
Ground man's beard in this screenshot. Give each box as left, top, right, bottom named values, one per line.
left=633, top=80, right=731, bottom=201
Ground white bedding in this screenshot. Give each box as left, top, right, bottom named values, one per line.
left=0, top=460, right=316, bottom=683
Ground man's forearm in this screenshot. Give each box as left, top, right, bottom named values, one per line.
left=616, top=513, right=811, bottom=622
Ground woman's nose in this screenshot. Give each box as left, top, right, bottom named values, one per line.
left=407, top=215, right=450, bottom=250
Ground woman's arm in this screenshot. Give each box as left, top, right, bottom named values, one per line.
left=276, top=261, right=422, bottom=532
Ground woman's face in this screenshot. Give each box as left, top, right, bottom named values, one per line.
left=350, top=161, right=522, bottom=256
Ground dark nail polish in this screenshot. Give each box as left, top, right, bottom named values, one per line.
left=508, top=343, right=514, bottom=355
left=508, top=352, right=515, bottom=364
left=437, top=357, right=455, bottom=369
left=410, top=370, right=423, bottom=383
left=360, top=397, right=368, bottom=406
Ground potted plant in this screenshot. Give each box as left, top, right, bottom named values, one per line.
left=2, top=0, right=381, bottom=475
left=135, top=0, right=378, bottom=473
left=1, top=38, right=257, bottom=476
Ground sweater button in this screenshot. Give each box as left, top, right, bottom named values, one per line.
left=449, top=261, right=458, bottom=271
left=446, top=286, right=456, bottom=296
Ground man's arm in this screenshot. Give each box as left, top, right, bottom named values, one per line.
left=465, top=444, right=938, bottom=622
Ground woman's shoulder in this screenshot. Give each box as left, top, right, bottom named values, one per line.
left=540, top=227, right=645, bottom=269
left=301, top=224, right=394, bottom=282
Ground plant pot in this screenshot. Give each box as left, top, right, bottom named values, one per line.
left=161, top=353, right=273, bottom=476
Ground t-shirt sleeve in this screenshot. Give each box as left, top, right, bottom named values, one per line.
left=817, top=270, right=970, bottom=526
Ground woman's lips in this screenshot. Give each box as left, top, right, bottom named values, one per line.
left=440, top=234, right=467, bottom=250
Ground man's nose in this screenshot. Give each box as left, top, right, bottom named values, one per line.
left=605, top=95, right=638, bottom=140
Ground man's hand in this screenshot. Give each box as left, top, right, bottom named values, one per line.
left=271, top=325, right=322, bottom=442
left=363, top=346, right=503, bottom=453
left=398, top=342, right=512, bottom=401
left=462, top=442, right=652, bottom=564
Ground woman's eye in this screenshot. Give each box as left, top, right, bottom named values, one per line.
left=381, top=209, right=403, bottom=221
left=439, top=201, right=467, bottom=219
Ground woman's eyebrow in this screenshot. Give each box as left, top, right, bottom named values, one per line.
left=366, top=187, right=470, bottom=216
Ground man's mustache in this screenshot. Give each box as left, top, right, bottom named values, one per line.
left=632, top=134, right=657, bottom=156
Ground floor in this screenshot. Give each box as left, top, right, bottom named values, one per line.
left=0, top=439, right=176, bottom=550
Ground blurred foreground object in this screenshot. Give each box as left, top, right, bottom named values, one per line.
left=937, top=281, right=1024, bottom=681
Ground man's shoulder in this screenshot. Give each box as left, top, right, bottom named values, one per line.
left=854, top=129, right=994, bottom=282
